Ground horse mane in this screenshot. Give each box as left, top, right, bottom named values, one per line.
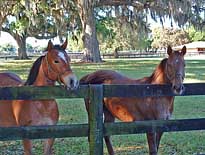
left=148, top=58, right=168, bottom=83
left=24, top=56, right=45, bottom=85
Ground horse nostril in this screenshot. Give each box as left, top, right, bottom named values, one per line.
left=173, top=85, right=177, bottom=90
left=181, top=85, right=185, bottom=93
left=70, top=79, right=74, bottom=88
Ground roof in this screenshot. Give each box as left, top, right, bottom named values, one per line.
left=173, top=41, right=205, bottom=50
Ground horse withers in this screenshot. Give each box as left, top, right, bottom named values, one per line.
left=0, top=39, right=78, bottom=155
left=80, top=46, right=186, bottom=155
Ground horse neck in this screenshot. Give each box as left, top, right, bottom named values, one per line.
left=150, top=59, right=170, bottom=84
left=33, top=63, right=55, bottom=86
left=149, top=69, right=167, bottom=84
left=134, top=60, right=169, bottom=85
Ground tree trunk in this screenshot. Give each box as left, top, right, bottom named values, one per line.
left=77, top=1, right=102, bottom=63
left=15, top=34, right=28, bottom=59
left=114, top=47, right=119, bottom=58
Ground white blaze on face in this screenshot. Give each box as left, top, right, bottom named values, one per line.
left=176, top=59, right=179, bottom=63
left=58, top=52, right=67, bottom=63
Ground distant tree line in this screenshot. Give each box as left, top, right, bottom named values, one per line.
left=0, top=43, right=43, bottom=55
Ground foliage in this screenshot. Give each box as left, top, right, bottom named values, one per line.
left=96, top=17, right=116, bottom=53
left=96, top=0, right=205, bottom=29
left=1, top=1, right=74, bottom=39
left=95, top=12, right=150, bottom=53
left=0, top=43, right=16, bottom=54
left=151, top=27, right=190, bottom=49
left=0, top=0, right=79, bottom=59
left=67, top=33, right=84, bottom=52
left=187, top=26, right=205, bottom=42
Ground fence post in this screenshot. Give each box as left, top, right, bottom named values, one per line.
left=89, top=84, right=104, bottom=155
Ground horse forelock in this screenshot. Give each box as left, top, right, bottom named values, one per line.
left=24, top=56, right=44, bottom=85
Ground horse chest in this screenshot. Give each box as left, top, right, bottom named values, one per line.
left=27, top=100, right=58, bottom=126
left=141, top=97, right=173, bottom=119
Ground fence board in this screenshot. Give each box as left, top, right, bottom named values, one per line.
left=104, top=118, right=205, bottom=136
left=0, top=118, right=204, bottom=141
left=0, top=124, right=88, bottom=141
left=103, top=83, right=205, bottom=97
left=0, top=83, right=205, bottom=100
left=0, top=85, right=89, bottom=100
left=1, top=83, right=205, bottom=100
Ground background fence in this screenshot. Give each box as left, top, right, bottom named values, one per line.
left=0, top=83, right=205, bottom=155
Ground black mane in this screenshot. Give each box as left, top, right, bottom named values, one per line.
left=24, top=56, right=44, bottom=85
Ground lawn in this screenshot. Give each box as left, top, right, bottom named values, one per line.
left=0, top=57, right=205, bottom=155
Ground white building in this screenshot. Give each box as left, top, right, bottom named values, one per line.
left=174, top=41, right=205, bottom=55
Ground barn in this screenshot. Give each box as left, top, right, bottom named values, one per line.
left=174, top=41, right=205, bottom=55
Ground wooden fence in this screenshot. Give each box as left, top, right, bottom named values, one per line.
left=0, top=83, right=205, bottom=155
left=102, top=51, right=166, bottom=59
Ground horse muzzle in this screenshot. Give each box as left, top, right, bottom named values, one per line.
left=61, top=73, right=79, bottom=90
left=172, top=84, right=185, bottom=95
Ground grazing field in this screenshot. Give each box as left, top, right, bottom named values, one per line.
left=0, top=58, right=205, bottom=155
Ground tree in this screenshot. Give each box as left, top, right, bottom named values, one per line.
left=187, top=26, right=205, bottom=42
left=96, top=15, right=150, bottom=53
left=75, top=0, right=101, bottom=62
left=0, top=43, right=16, bottom=54
left=0, top=1, right=15, bottom=31
left=151, top=27, right=190, bottom=49
left=75, top=1, right=151, bottom=62
left=0, top=1, right=73, bottom=59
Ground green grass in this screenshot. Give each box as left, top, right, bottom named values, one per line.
left=0, top=58, right=205, bottom=155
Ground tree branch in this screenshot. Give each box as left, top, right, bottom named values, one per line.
left=1, top=26, right=11, bottom=34
left=96, top=0, right=149, bottom=9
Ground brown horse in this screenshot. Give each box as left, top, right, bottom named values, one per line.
left=0, top=39, right=78, bottom=155
left=80, top=46, right=186, bottom=155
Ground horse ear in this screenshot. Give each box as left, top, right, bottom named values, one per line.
left=47, top=40, right=53, bottom=52
left=167, top=45, right=172, bottom=55
left=181, top=46, right=186, bottom=55
left=61, top=38, right=68, bottom=50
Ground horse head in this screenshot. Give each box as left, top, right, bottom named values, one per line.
left=43, top=39, right=79, bottom=90
left=166, top=45, right=186, bottom=95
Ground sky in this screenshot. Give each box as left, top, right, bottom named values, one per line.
left=0, top=32, right=60, bottom=47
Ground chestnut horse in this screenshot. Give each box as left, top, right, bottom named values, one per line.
left=0, top=39, right=78, bottom=155
left=80, top=46, right=186, bottom=155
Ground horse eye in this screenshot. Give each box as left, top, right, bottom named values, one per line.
left=54, top=60, right=59, bottom=63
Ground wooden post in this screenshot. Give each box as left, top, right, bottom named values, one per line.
left=89, top=85, right=103, bottom=155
